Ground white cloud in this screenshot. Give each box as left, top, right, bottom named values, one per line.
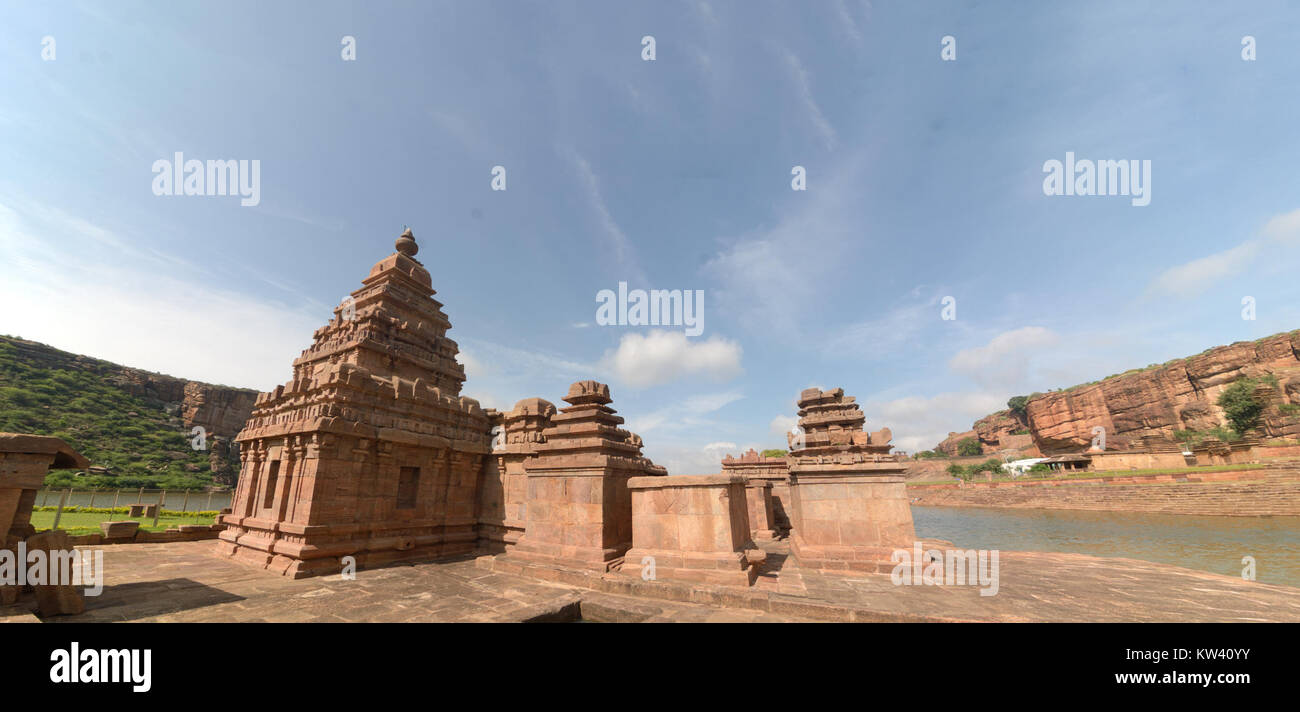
left=1263, top=208, right=1300, bottom=245
left=781, top=48, right=837, bottom=150
left=565, top=148, right=647, bottom=286
left=830, top=290, right=957, bottom=358
left=702, top=441, right=738, bottom=458
left=768, top=414, right=798, bottom=439
left=653, top=440, right=764, bottom=476
left=0, top=199, right=321, bottom=390
left=832, top=0, right=864, bottom=46
left=948, top=326, right=1060, bottom=391
left=1146, top=240, right=1262, bottom=299
left=626, top=393, right=751, bottom=475
left=863, top=391, right=1007, bottom=453
left=1145, top=207, right=1300, bottom=298
left=625, top=390, right=744, bottom=436
left=600, top=331, right=742, bottom=388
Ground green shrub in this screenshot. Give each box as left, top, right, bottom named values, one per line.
left=1217, top=377, right=1268, bottom=436
left=956, top=438, right=982, bottom=457
left=1007, top=395, right=1029, bottom=416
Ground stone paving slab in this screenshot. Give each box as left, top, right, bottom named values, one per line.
left=3, top=539, right=1298, bottom=622
left=0, top=541, right=807, bottom=623
left=750, top=539, right=1300, bottom=622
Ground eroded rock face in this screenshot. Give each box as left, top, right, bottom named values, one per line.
left=1028, top=333, right=1300, bottom=452
left=942, top=331, right=1300, bottom=455
left=0, top=336, right=257, bottom=440
left=181, top=382, right=257, bottom=439
left=936, top=411, right=1037, bottom=457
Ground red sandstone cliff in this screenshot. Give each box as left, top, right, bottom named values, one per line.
left=937, top=331, right=1300, bottom=455
left=936, top=410, right=1037, bottom=456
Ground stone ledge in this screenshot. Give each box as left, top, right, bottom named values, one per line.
left=474, top=553, right=968, bottom=623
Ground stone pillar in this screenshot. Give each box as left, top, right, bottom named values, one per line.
left=784, top=388, right=916, bottom=574
left=744, top=479, right=778, bottom=541
left=0, top=434, right=90, bottom=612
left=621, top=475, right=763, bottom=587
left=509, top=381, right=665, bottom=571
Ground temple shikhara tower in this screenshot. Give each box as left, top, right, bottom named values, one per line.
left=507, top=380, right=666, bottom=571
left=785, top=387, right=915, bottom=573
left=219, top=229, right=493, bottom=577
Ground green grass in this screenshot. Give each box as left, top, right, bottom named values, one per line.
left=0, top=336, right=240, bottom=490
left=29, top=507, right=217, bottom=536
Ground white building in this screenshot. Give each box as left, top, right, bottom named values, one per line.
left=1000, top=458, right=1048, bottom=477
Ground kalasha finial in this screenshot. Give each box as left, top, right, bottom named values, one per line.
left=396, top=226, right=418, bottom=257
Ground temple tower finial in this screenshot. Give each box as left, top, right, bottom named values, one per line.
left=396, top=226, right=418, bottom=257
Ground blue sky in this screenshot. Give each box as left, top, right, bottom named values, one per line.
left=3, top=1, right=1300, bottom=473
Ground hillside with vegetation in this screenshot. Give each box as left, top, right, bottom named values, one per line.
left=933, top=330, right=1300, bottom=456
left=0, top=335, right=256, bottom=490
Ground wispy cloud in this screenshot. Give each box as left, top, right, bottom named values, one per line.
left=0, top=199, right=321, bottom=389
left=564, top=147, right=648, bottom=286
left=780, top=48, right=838, bottom=151
left=948, top=326, right=1061, bottom=392
left=1146, top=208, right=1300, bottom=298
left=863, top=390, right=1007, bottom=452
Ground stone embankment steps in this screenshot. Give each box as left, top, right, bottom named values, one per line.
left=908, top=466, right=1300, bottom=516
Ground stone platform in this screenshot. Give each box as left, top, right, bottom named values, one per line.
left=4, top=540, right=1299, bottom=623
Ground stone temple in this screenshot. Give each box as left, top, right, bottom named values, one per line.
left=219, top=228, right=918, bottom=583
left=219, top=228, right=493, bottom=577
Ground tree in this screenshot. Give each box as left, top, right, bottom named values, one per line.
left=760, top=449, right=788, bottom=458
left=957, top=437, right=982, bottom=457
left=1217, top=377, right=1266, bottom=437
left=945, top=463, right=966, bottom=479
left=1007, top=395, right=1030, bottom=417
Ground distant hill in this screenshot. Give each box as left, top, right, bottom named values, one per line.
left=0, top=335, right=257, bottom=490
left=934, top=330, right=1300, bottom=457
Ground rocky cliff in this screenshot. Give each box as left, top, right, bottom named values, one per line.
left=937, top=330, right=1300, bottom=456
left=936, top=411, right=1037, bottom=457
left=3, top=336, right=257, bottom=441
left=0, top=335, right=257, bottom=487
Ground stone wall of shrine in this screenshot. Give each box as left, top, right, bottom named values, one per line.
left=785, top=387, right=916, bottom=574
left=721, top=448, right=792, bottom=535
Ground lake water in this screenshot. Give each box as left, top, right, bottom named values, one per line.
left=36, top=489, right=233, bottom=511
left=913, top=505, right=1300, bottom=588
